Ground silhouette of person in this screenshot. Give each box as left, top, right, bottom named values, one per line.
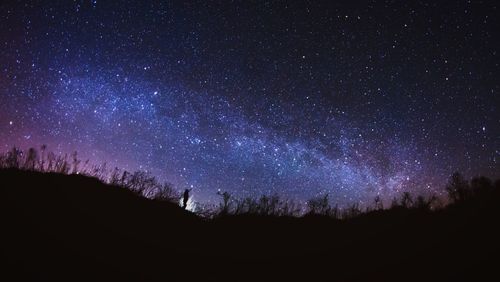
left=183, top=188, right=192, bottom=209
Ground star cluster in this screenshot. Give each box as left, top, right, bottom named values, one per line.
left=0, top=1, right=498, bottom=205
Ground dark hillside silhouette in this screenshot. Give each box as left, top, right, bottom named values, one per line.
left=1, top=148, right=500, bottom=281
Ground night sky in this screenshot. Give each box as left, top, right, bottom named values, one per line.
left=0, top=0, right=498, bottom=206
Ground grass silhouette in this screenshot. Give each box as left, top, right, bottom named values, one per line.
left=1, top=147, right=499, bottom=281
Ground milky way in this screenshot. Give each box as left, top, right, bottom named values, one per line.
left=0, top=1, right=498, bottom=205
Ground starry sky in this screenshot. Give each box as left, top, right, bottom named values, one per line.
left=0, top=0, right=498, bottom=206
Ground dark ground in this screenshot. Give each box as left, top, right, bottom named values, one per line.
left=1, top=168, right=499, bottom=281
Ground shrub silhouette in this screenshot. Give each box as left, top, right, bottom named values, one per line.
left=373, top=195, right=383, bottom=210
left=153, top=182, right=179, bottom=203
left=306, top=194, right=331, bottom=215
left=400, top=192, right=413, bottom=208
left=231, top=194, right=302, bottom=217
left=217, top=190, right=232, bottom=215
left=413, top=195, right=437, bottom=211
left=1, top=146, right=498, bottom=219
left=24, top=147, right=38, bottom=171
left=343, top=203, right=362, bottom=219
left=445, top=172, right=470, bottom=203
left=470, top=176, right=494, bottom=198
